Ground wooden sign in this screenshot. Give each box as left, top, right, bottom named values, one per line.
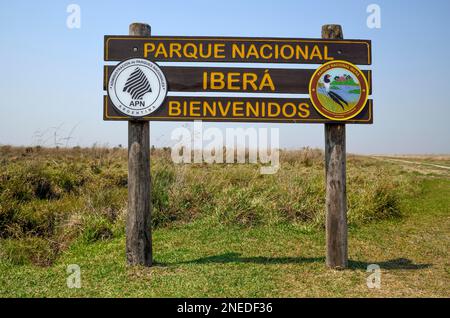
left=106, top=23, right=374, bottom=269
left=105, top=36, right=371, bottom=65
left=104, top=65, right=372, bottom=95
left=104, top=95, right=373, bottom=123
left=103, top=35, right=373, bottom=123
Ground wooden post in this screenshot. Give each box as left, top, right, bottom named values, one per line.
left=126, top=23, right=152, bottom=266
left=322, top=24, right=348, bottom=269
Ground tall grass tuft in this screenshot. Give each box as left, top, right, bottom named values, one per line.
left=0, top=146, right=417, bottom=266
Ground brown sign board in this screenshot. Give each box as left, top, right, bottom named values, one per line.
left=103, top=95, right=373, bottom=124
left=104, top=65, right=372, bottom=95
left=104, top=36, right=371, bottom=65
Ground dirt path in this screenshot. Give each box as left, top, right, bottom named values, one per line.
left=372, top=156, right=450, bottom=176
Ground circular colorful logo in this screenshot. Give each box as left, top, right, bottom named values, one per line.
left=309, top=60, right=369, bottom=121
left=108, top=58, right=167, bottom=117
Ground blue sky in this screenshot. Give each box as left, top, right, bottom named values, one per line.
left=0, top=0, right=449, bottom=154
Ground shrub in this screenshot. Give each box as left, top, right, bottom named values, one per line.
left=0, top=237, right=58, bottom=266
left=215, top=186, right=265, bottom=226
left=80, top=215, right=114, bottom=243
left=0, top=146, right=419, bottom=266
left=347, top=168, right=407, bottom=225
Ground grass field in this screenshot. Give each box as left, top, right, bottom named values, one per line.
left=0, top=146, right=448, bottom=297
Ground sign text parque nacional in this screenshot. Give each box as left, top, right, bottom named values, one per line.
left=105, top=36, right=371, bottom=65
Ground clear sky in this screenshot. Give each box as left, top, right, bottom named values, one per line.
left=0, top=0, right=449, bottom=154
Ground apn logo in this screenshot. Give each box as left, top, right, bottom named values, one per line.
left=108, top=58, right=168, bottom=117
left=123, top=67, right=152, bottom=107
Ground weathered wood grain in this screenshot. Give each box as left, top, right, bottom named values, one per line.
left=126, top=23, right=152, bottom=266
left=323, top=24, right=348, bottom=269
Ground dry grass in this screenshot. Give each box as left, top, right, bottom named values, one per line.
left=0, top=146, right=417, bottom=266
left=0, top=146, right=448, bottom=297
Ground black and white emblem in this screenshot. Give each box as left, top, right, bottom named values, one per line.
left=123, top=67, right=152, bottom=100
left=108, top=58, right=167, bottom=117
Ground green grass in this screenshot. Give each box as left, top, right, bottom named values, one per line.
left=0, top=147, right=448, bottom=297
left=0, top=177, right=448, bottom=297
left=331, top=79, right=359, bottom=86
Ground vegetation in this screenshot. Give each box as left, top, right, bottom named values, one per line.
left=331, top=78, right=358, bottom=86
left=348, top=89, right=361, bottom=94
left=0, top=146, right=448, bottom=297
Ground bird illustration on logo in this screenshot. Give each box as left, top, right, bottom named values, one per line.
left=323, top=74, right=348, bottom=110
left=123, top=67, right=152, bottom=100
